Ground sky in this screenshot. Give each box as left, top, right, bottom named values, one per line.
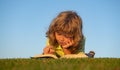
left=0, top=0, right=120, bottom=58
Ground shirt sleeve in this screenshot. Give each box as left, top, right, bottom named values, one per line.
left=46, top=39, right=49, bottom=46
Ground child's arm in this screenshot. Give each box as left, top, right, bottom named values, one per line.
left=62, top=40, right=74, bottom=54
left=62, top=48, right=71, bottom=55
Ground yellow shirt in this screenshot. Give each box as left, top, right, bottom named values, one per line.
left=46, top=38, right=85, bottom=57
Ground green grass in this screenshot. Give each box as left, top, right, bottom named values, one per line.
left=0, top=58, right=120, bottom=70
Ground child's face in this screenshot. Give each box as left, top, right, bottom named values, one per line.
left=55, top=32, right=74, bottom=48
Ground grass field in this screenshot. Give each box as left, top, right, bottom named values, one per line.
left=0, top=58, right=120, bottom=70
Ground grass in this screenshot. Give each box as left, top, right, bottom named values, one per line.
left=0, top=58, right=120, bottom=70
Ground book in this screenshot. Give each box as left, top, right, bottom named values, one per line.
left=31, top=54, right=58, bottom=59
left=31, top=53, right=88, bottom=59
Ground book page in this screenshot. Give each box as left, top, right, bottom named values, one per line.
left=32, top=54, right=58, bottom=59
left=61, top=54, right=88, bottom=59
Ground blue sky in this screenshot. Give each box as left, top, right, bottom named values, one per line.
left=0, top=0, right=120, bottom=58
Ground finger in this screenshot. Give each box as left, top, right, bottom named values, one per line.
left=62, top=40, right=74, bottom=49
left=69, top=40, right=74, bottom=46
left=62, top=43, right=70, bottom=49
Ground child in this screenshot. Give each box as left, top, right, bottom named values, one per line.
left=43, top=11, right=94, bottom=58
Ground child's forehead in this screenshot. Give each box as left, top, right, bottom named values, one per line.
left=55, top=25, right=74, bottom=33
left=56, top=31, right=74, bottom=37
left=56, top=30, right=70, bottom=33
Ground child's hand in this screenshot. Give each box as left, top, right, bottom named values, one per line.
left=62, top=40, right=74, bottom=49
left=43, top=46, right=55, bottom=54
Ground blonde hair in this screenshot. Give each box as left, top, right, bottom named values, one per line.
left=46, top=11, right=84, bottom=53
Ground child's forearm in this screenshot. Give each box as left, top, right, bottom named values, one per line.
left=63, top=48, right=72, bottom=55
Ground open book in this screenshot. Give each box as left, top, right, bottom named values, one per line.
left=31, top=53, right=88, bottom=59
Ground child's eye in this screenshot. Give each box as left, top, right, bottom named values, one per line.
left=65, top=36, right=73, bottom=39
left=57, top=33, right=62, bottom=35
